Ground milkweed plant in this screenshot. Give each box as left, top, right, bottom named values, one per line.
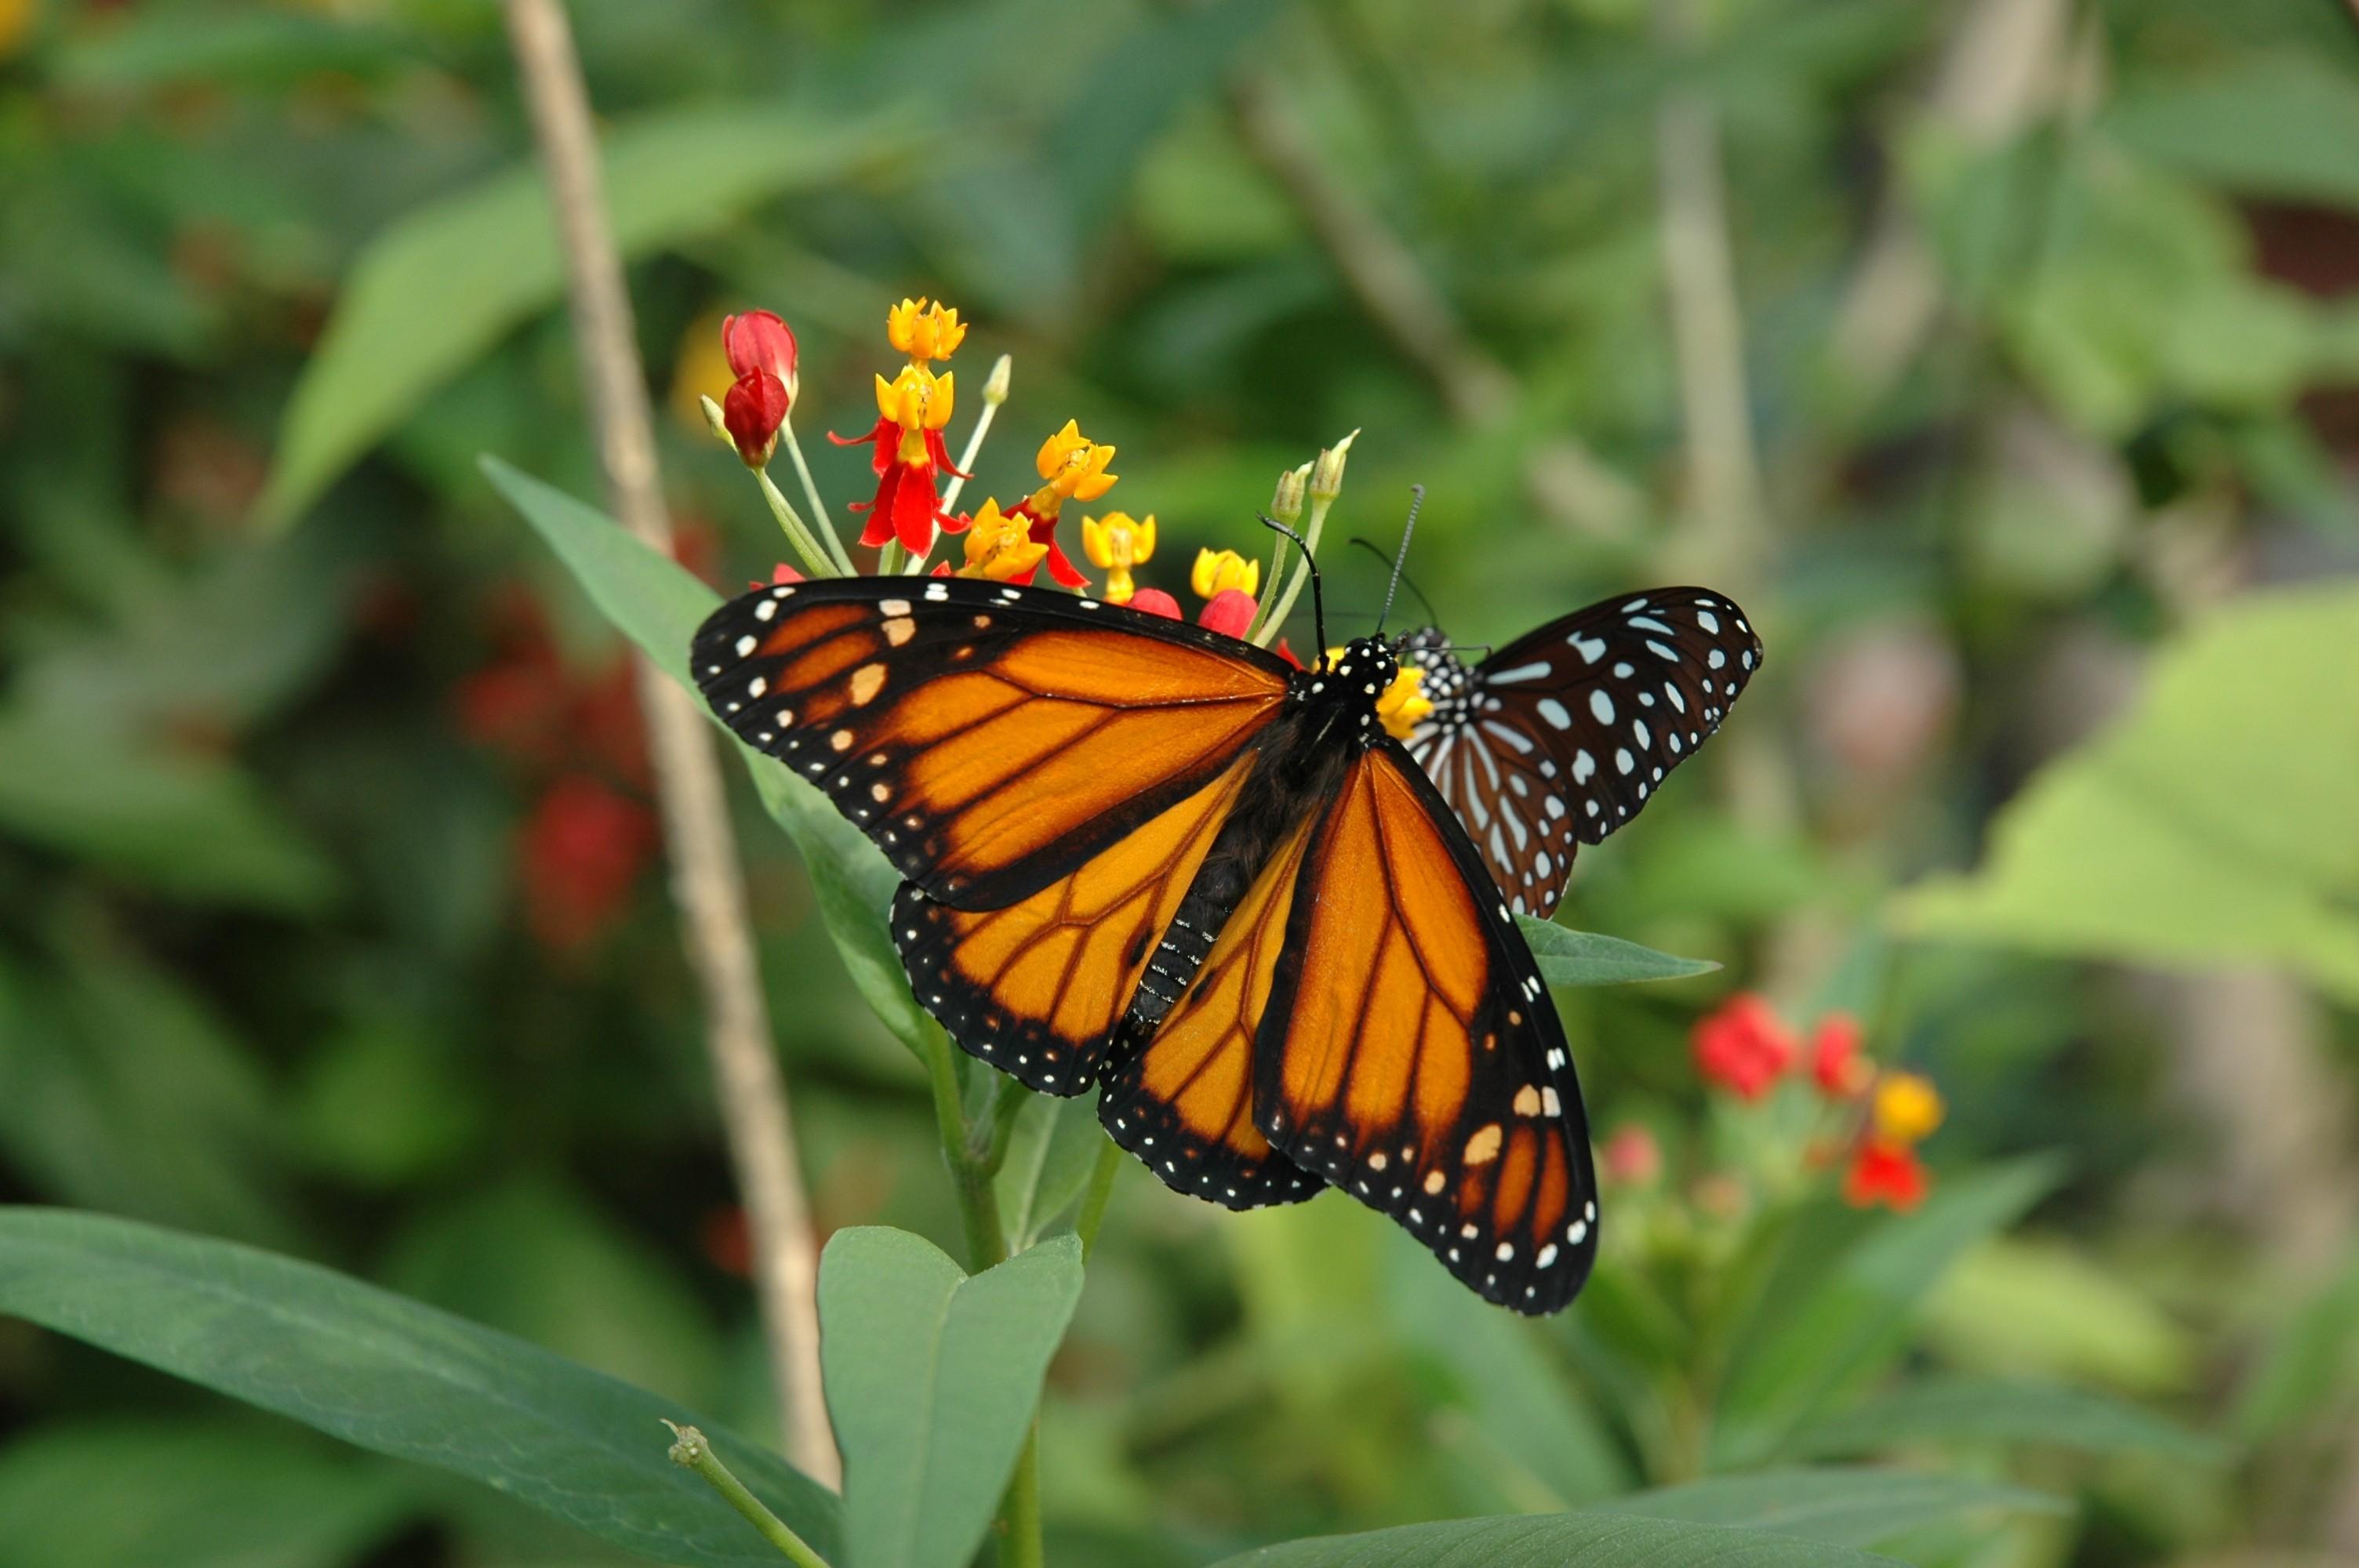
left=0, top=293, right=2171, bottom=1568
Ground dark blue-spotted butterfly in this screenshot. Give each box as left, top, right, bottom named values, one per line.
left=1398, top=590, right=1761, bottom=920
left=692, top=547, right=1757, bottom=1313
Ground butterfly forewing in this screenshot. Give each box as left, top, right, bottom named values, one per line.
left=1253, top=746, right=1599, bottom=1313
left=694, top=576, right=1291, bottom=909
left=1403, top=588, right=1761, bottom=919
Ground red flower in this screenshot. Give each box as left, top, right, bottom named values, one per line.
left=1198, top=588, right=1258, bottom=639
left=520, top=774, right=660, bottom=951
left=750, top=563, right=805, bottom=590
left=997, top=498, right=1086, bottom=588
left=1842, top=1140, right=1929, bottom=1212
left=1811, top=1012, right=1870, bottom=1097
left=722, top=369, right=790, bottom=468
left=1128, top=588, right=1182, bottom=619
left=1692, top=993, right=1796, bottom=1100
left=722, top=310, right=798, bottom=390
left=834, top=365, right=965, bottom=557
left=1601, top=1123, right=1661, bottom=1185
left=1274, top=638, right=1303, bottom=670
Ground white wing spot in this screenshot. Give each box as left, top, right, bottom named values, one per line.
left=1536, top=698, right=1574, bottom=731
left=1590, top=689, right=1614, bottom=724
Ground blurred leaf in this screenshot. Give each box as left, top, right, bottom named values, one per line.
left=289, top=1016, right=485, bottom=1188
left=2233, top=1245, right=2359, bottom=1441
left=0, top=706, right=339, bottom=913
left=1586, top=1467, right=2066, bottom=1546
left=1711, top=1159, right=2061, bottom=1467
left=380, top=1178, right=722, bottom=1410
left=0, top=1208, right=838, bottom=1566
left=0, top=1418, right=412, bottom=1568
left=2105, top=55, right=2359, bottom=209
left=997, top=1091, right=1108, bottom=1250
left=1786, top=1378, right=2217, bottom=1464
left=483, top=456, right=929, bottom=1054
left=1208, top=1514, right=1911, bottom=1566
left=1054, top=0, right=1282, bottom=232
left=1896, top=583, right=2359, bottom=1004
left=819, top=1228, right=1085, bottom=1568
left=260, top=107, right=900, bottom=526
left=1921, top=1237, right=2197, bottom=1396
left=0, top=947, right=296, bottom=1249
left=1520, top=918, right=1719, bottom=985
left=1390, top=1243, right=1630, bottom=1508
left=51, top=10, right=408, bottom=88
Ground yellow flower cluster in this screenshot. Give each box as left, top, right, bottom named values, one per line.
left=956, top=499, right=1048, bottom=583
left=1081, top=513, right=1156, bottom=604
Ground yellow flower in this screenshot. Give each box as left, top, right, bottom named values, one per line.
left=1328, top=652, right=1434, bottom=742
left=1190, top=548, right=1259, bottom=600
left=874, top=365, right=955, bottom=433
left=1871, top=1073, right=1946, bottom=1146
left=957, top=499, right=1049, bottom=583
left=886, top=297, right=967, bottom=364
left=1080, top=512, right=1156, bottom=604
left=1028, top=419, right=1118, bottom=515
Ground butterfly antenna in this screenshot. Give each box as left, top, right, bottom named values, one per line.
left=1258, top=513, right=1329, bottom=657
left=1374, top=485, right=1423, bottom=636
left=1347, top=536, right=1442, bottom=632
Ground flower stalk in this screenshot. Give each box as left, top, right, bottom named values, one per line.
left=664, top=1423, right=834, bottom=1568
left=1252, top=431, right=1354, bottom=648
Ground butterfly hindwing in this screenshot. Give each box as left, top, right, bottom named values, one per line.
left=1403, top=588, right=1761, bottom=918
left=1097, top=822, right=1326, bottom=1210
left=695, top=575, right=1292, bottom=909
left=1253, top=744, right=1598, bottom=1315
left=892, top=752, right=1256, bottom=1095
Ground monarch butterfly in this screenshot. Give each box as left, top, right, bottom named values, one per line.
left=1398, top=590, right=1761, bottom=920
left=692, top=535, right=1757, bottom=1314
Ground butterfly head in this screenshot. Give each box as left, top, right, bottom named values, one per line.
left=1302, top=636, right=1401, bottom=742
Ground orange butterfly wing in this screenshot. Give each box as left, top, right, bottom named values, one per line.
left=892, top=752, right=1252, bottom=1094
left=696, top=577, right=1291, bottom=907
left=1096, top=821, right=1325, bottom=1209
left=696, top=576, right=1293, bottom=1091
left=1255, top=746, right=1598, bottom=1313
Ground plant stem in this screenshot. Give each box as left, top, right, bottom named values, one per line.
left=996, top=1424, right=1045, bottom=1568
left=919, top=1020, right=1009, bottom=1271
left=1251, top=488, right=1335, bottom=650
left=502, top=0, right=836, bottom=1486
left=981, top=1076, right=1028, bottom=1177
left=778, top=420, right=855, bottom=575
left=755, top=466, right=843, bottom=579
left=665, top=1424, right=834, bottom=1568
left=1076, top=1134, right=1123, bottom=1260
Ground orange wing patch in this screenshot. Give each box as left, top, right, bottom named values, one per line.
left=1254, top=747, right=1598, bottom=1314
left=1099, top=824, right=1322, bottom=1209
left=893, top=753, right=1252, bottom=1095
left=697, top=579, right=1290, bottom=907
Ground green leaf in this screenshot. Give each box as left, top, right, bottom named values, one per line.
left=1785, top=1377, right=2217, bottom=1464
left=1919, top=1236, right=2196, bottom=1395
left=482, top=457, right=930, bottom=1054
left=259, top=107, right=897, bottom=527
left=1587, top=1467, right=2066, bottom=1547
left=1206, top=1514, right=1913, bottom=1567
left=2105, top=55, right=2359, bottom=210
left=1711, top=1159, right=2061, bottom=1467
left=0, top=1208, right=838, bottom=1566
left=0, top=706, right=338, bottom=913
left=0, top=1418, right=413, bottom=1568
left=1518, top=917, right=1720, bottom=985
left=1389, top=1244, right=1630, bottom=1508
left=2234, top=1244, right=2359, bottom=1441
left=1896, top=583, right=2359, bottom=1003
left=996, top=1091, right=1108, bottom=1251
left=819, top=1228, right=1085, bottom=1568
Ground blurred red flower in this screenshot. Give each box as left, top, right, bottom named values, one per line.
left=1128, top=588, right=1182, bottom=620
left=1692, top=993, right=1796, bottom=1100
left=1842, top=1140, right=1929, bottom=1212
left=1601, top=1123, right=1661, bottom=1185
left=1810, top=1012, right=1870, bottom=1097
left=1198, top=588, right=1258, bottom=639
left=520, top=774, right=660, bottom=952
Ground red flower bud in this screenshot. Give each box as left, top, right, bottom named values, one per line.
left=722, top=370, right=790, bottom=468
left=722, top=310, right=798, bottom=392
left=1198, top=588, right=1258, bottom=639
left=1129, top=588, right=1182, bottom=620
left=1842, top=1140, right=1929, bottom=1212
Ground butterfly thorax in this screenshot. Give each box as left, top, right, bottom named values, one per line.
left=1113, top=637, right=1393, bottom=1048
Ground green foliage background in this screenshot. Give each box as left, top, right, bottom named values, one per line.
left=3, top=0, right=2357, bottom=1564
